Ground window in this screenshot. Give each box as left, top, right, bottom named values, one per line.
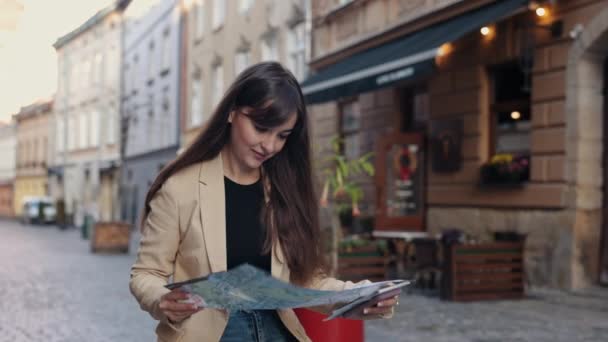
left=239, top=0, right=254, bottom=14
left=148, top=40, right=155, bottom=81
left=234, top=50, right=250, bottom=76
left=212, top=64, right=224, bottom=107
left=212, top=0, right=226, bottom=30
left=340, top=99, right=361, bottom=160
left=69, top=63, right=78, bottom=94
left=68, top=115, right=77, bottom=150
left=107, top=112, right=116, bottom=145
left=287, top=23, right=306, bottom=80
left=161, top=29, right=171, bottom=72
left=56, top=119, right=65, bottom=152
left=90, top=111, right=100, bottom=147
left=190, top=77, right=203, bottom=127
left=32, top=139, right=38, bottom=166
left=490, top=62, right=531, bottom=156
left=79, top=112, right=88, bottom=149
left=195, top=1, right=205, bottom=39
left=93, top=52, right=103, bottom=85
left=132, top=55, right=139, bottom=93
left=261, top=34, right=278, bottom=61
left=106, top=45, right=117, bottom=85
left=83, top=59, right=92, bottom=89
left=123, top=64, right=130, bottom=95
left=162, top=96, right=171, bottom=146
left=400, top=86, right=429, bottom=131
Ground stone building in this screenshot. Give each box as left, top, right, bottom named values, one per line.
left=13, top=100, right=53, bottom=216
left=120, top=0, right=183, bottom=226
left=0, top=122, right=16, bottom=218
left=303, top=0, right=608, bottom=289
left=52, top=0, right=130, bottom=225
left=180, top=0, right=310, bottom=146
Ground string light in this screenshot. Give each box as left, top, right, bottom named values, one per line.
left=480, top=26, right=491, bottom=36
left=511, top=111, right=521, bottom=120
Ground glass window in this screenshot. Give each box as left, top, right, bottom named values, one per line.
left=287, top=23, right=306, bottom=80
left=212, top=64, right=224, bottom=107
left=190, top=77, right=203, bottom=127
left=239, top=0, right=254, bottom=14
left=107, top=112, right=116, bottom=145
left=68, top=116, right=76, bottom=151
left=234, top=50, right=250, bottom=76
left=490, top=62, right=531, bottom=156
left=161, top=29, right=171, bottom=72
left=106, top=45, right=117, bottom=85
left=93, top=52, right=103, bottom=85
left=212, top=0, right=225, bottom=30
left=196, top=0, right=205, bottom=39
left=56, top=119, right=64, bottom=152
left=79, top=112, right=88, bottom=149
left=261, top=35, right=278, bottom=61
left=148, top=40, right=155, bottom=81
left=340, top=99, right=361, bottom=161
left=90, top=111, right=100, bottom=147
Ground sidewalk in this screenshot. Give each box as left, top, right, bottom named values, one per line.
left=365, top=287, right=608, bottom=342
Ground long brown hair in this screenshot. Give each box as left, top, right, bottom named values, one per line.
left=142, top=62, right=325, bottom=285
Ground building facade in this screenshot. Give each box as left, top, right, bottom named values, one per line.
left=181, top=0, right=310, bottom=146
left=13, top=100, right=53, bottom=216
left=304, top=0, right=608, bottom=289
left=0, top=122, right=16, bottom=217
left=120, top=0, right=183, bottom=226
left=52, top=0, right=129, bottom=225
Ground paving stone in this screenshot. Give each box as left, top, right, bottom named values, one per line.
left=2, top=218, right=607, bottom=342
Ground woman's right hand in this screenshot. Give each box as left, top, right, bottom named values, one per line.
left=159, top=288, right=202, bottom=323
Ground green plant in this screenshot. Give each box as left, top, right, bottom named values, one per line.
left=480, top=153, right=530, bottom=185
left=318, top=136, right=375, bottom=272
left=320, top=137, right=374, bottom=213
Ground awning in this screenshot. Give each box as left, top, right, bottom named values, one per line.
left=302, top=0, right=529, bottom=104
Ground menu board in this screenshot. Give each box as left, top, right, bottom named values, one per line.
left=385, top=143, right=422, bottom=217
left=375, top=133, right=424, bottom=231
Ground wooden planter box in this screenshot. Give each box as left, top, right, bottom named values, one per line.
left=442, top=242, right=525, bottom=301
left=91, top=221, right=131, bottom=253
left=338, top=245, right=388, bottom=282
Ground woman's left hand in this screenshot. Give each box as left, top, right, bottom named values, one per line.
left=342, top=288, right=401, bottom=320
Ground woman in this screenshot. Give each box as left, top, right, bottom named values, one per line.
left=130, top=62, right=400, bottom=342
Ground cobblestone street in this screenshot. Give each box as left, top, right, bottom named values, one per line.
left=0, top=219, right=155, bottom=342
left=2, top=218, right=608, bottom=342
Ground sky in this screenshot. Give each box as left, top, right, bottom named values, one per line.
left=0, top=0, right=114, bottom=123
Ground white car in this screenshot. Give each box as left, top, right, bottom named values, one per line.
left=21, top=197, right=57, bottom=224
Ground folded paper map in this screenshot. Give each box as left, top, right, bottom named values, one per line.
left=165, top=264, right=409, bottom=320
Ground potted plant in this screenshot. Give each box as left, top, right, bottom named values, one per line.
left=479, top=153, right=529, bottom=187
left=319, top=136, right=375, bottom=274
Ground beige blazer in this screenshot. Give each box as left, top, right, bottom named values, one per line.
left=130, top=153, right=361, bottom=342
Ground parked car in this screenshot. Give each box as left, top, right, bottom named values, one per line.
left=21, top=197, right=57, bottom=224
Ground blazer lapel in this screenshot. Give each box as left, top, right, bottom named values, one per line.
left=198, top=153, right=227, bottom=274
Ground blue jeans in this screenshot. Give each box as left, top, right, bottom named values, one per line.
left=220, top=310, right=297, bottom=342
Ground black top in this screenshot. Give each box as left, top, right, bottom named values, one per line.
left=224, top=176, right=271, bottom=273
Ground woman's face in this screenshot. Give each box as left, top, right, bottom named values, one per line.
left=228, top=108, right=297, bottom=170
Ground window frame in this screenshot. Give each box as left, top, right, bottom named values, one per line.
left=488, top=62, right=532, bottom=158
